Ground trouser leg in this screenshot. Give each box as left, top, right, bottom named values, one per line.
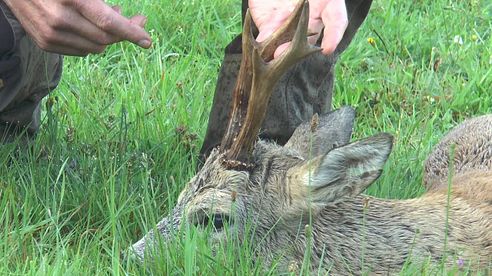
left=199, top=0, right=373, bottom=160
left=0, top=2, right=63, bottom=142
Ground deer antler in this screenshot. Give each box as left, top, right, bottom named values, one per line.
left=220, top=0, right=321, bottom=170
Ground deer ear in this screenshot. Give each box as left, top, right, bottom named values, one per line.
left=287, top=133, right=393, bottom=205
left=285, top=106, right=356, bottom=158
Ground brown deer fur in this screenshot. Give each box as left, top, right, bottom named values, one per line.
left=129, top=1, right=491, bottom=273
left=424, top=115, right=492, bottom=190
left=129, top=109, right=492, bottom=274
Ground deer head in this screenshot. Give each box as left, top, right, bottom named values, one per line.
left=129, top=0, right=393, bottom=268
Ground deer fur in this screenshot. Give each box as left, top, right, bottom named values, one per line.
left=424, top=114, right=492, bottom=190
left=129, top=108, right=492, bottom=274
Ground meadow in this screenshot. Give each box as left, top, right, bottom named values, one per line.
left=0, top=0, right=491, bottom=274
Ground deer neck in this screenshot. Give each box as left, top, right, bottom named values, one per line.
left=277, top=195, right=451, bottom=273
left=275, top=193, right=490, bottom=273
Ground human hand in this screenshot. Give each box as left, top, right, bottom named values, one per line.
left=249, top=0, right=347, bottom=57
left=4, top=0, right=152, bottom=56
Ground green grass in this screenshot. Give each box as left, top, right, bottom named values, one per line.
left=1, top=0, right=491, bottom=274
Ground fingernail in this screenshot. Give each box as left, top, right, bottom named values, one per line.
left=138, top=39, right=151, bottom=48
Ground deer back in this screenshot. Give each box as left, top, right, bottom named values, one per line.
left=424, top=114, right=492, bottom=190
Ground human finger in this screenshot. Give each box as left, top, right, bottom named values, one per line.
left=269, top=13, right=323, bottom=58
left=112, top=5, right=122, bottom=14
left=113, top=6, right=148, bottom=28
left=73, top=0, right=152, bottom=48
left=272, top=32, right=319, bottom=58
left=129, top=14, right=148, bottom=28
left=56, top=6, right=148, bottom=47
left=319, top=1, right=348, bottom=55
left=55, top=8, right=121, bottom=46
left=271, top=42, right=288, bottom=58
left=45, top=45, right=90, bottom=56
left=255, top=11, right=291, bottom=42
left=41, top=30, right=107, bottom=56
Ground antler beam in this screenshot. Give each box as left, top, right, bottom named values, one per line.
left=220, top=0, right=321, bottom=169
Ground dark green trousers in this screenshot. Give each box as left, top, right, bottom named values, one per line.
left=0, top=2, right=62, bottom=141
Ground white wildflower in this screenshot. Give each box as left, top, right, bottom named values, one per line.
left=453, top=35, right=463, bottom=45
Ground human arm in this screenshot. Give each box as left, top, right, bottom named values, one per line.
left=3, top=0, right=152, bottom=56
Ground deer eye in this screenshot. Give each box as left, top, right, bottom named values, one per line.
left=211, top=213, right=231, bottom=231
left=192, top=212, right=232, bottom=231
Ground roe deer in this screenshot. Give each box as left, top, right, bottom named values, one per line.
left=424, top=114, right=492, bottom=191
left=129, top=1, right=492, bottom=273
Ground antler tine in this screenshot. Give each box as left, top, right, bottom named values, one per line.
left=254, top=0, right=321, bottom=81
left=219, top=9, right=256, bottom=155
left=255, top=0, right=307, bottom=61
left=221, top=0, right=321, bottom=170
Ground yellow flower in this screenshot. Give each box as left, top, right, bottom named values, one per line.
left=367, top=37, right=376, bottom=47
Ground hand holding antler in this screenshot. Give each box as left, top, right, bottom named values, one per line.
left=221, top=0, right=321, bottom=168
left=249, top=0, right=347, bottom=57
